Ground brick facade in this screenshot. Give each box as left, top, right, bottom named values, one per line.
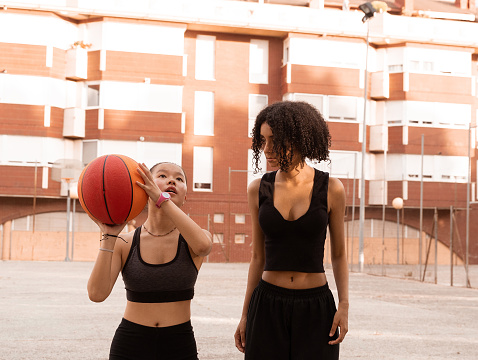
left=0, top=2, right=477, bottom=264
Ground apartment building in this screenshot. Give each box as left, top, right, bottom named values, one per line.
left=0, top=0, right=477, bottom=265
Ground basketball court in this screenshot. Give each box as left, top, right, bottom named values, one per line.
left=0, top=261, right=477, bottom=359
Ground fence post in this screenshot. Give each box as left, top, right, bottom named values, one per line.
left=450, top=205, right=453, bottom=287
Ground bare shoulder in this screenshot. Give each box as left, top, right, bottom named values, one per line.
left=247, top=177, right=262, bottom=195
left=247, top=177, right=262, bottom=210
left=328, top=176, right=345, bottom=195
left=327, top=177, right=345, bottom=212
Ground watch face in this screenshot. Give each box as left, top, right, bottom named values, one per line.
left=162, top=192, right=171, bottom=199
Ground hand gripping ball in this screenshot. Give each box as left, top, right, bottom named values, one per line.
left=78, top=154, right=148, bottom=225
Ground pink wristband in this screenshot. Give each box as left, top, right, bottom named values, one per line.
left=155, top=192, right=171, bottom=208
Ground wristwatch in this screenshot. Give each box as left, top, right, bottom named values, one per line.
left=155, top=192, right=171, bottom=208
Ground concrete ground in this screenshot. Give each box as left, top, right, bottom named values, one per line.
left=0, top=261, right=477, bottom=360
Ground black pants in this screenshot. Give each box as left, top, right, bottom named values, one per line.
left=245, top=280, right=340, bottom=360
left=109, top=318, right=198, bottom=360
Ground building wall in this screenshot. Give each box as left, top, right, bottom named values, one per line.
left=0, top=3, right=477, bottom=263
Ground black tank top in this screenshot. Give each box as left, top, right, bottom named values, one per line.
left=259, top=169, right=329, bottom=273
left=122, top=227, right=198, bottom=303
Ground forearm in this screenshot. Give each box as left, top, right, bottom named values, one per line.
left=331, top=253, right=349, bottom=309
left=161, top=200, right=212, bottom=256
left=87, top=237, right=116, bottom=302
left=241, top=256, right=264, bottom=317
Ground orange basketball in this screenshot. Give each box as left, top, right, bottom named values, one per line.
left=78, top=154, right=148, bottom=225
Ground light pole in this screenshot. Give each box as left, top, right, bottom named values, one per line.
left=358, top=2, right=377, bottom=272
left=64, top=178, right=73, bottom=262
left=70, top=183, right=79, bottom=261
left=392, top=197, right=403, bottom=265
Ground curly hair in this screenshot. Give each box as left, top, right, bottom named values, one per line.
left=251, top=101, right=331, bottom=173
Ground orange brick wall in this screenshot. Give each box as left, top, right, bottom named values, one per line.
left=0, top=104, right=64, bottom=138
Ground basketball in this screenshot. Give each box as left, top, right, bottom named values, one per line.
left=77, top=154, right=148, bottom=225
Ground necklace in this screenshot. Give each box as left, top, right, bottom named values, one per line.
left=142, top=224, right=176, bottom=237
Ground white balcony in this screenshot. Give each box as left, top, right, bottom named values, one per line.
left=65, top=48, right=88, bottom=80
left=369, top=124, right=387, bottom=153
left=63, top=108, right=85, bottom=138
left=370, top=71, right=389, bottom=100
left=368, top=180, right=387, bottom=205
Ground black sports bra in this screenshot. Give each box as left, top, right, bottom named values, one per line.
left=258, top=169, right=329, bottom=273
left=122, top=227, right=198, bottom=303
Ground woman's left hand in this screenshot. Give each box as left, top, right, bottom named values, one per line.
left=136, top=163, right=161, bottom=203
left=328, top=305, right=348, bottom=345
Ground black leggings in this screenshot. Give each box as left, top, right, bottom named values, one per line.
left=109, top=318, right=198, bottom=360
left=245, top=280, right=339, bottom=360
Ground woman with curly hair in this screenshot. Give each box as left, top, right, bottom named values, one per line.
left=234, top=101, right=349, bottom=359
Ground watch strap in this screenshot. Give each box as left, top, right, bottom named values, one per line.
left=155, top=192, right=170, bottom=208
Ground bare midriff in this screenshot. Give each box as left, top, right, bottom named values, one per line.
left=262, top=271, right=327, bottom=290
left=123, top=300, right=191, bottom=327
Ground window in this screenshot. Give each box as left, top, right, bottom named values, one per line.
left=409, top=60, right=435, bottom=73
left=407, top=47, right=470, bottom=76
left=423, top=61, right=434, bottom=72
left=388, top=64, right=403, bottom=73
left=286, top=37, right=362, bottom=69
left=193, top=146, right=213, bottom=191
left=314, top=151, right=357, bottom=178
left=195, top=35, right=215, bottom=80
left=438, top=156, right=468, bottom=183
left=292, top=93, right=324, bottom=113
left=248, top=94, right=268, bottom=137
left=213, top=233, right=224, bottom=244
left=83, top=140, right=182, bottom=169
left=328, top=96, right=357, bottom=121
left=99, top=82, right=182, bottom=113
left=406, top=155, right=433, bottom=180
left=407, top=101, right=470, bottom=127
left=87, top=84, right=100, bottom=107
left=409, top=60, right=421, bottom=72
left=214, top=213, right=224, bottom=223
left=249, top=39, right=269, bottom=84
left=194, top=91, right=214, bottom=135
left=386, top=101, right=405, bottom=125
left=407, top=101, right=432, bottom=125
left=234, top=233, right=246, bottom=244
left=141, top=142, right=182, bottom=167
left=3, top=136, right=63, bottom=165
left=235, top=214, right=246, bottom=224
left=82, top=140, right=98, bottom=165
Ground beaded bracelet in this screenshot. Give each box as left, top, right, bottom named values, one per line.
left=101, top=233, right=128, bottom=243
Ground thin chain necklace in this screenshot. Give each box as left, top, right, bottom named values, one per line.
left=142, top=224, right=176, bottom=237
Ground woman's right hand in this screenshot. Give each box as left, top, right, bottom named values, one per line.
left=97, top=221, right=127, bottom=236
left=89, top=215, right=127, bottom=240
left=234, top=316, right=247, bottom=353
left=136, top=162, right=161, bottom=203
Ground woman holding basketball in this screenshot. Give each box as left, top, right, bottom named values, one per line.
left=234, top=101, right=349, bottom=359
left=87, top=162, right=212, bottom=360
